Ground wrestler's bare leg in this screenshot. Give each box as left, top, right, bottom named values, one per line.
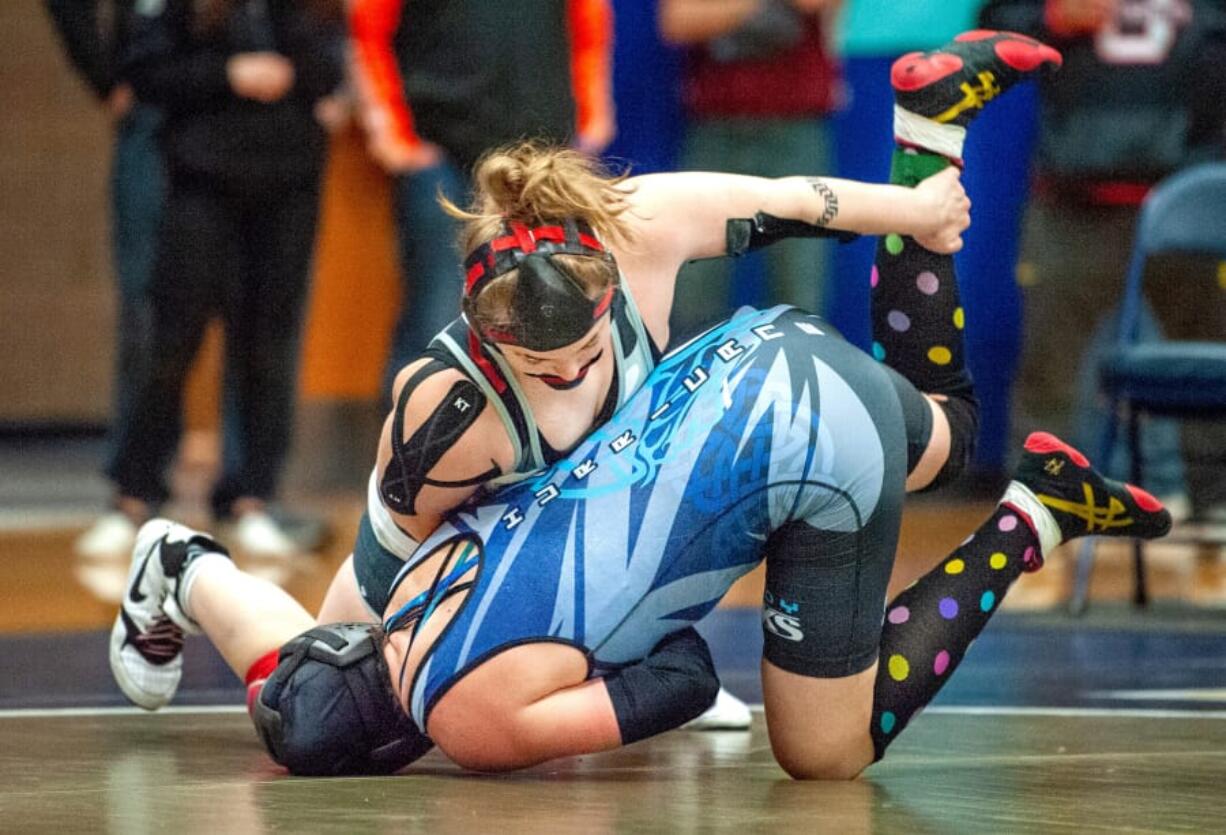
left=316, top=555, right=379, bottom=623
left=762, top=31, right=1071, bottom=778
left=763, top=433, right=1171, bottom=779
left=904, top=399, right=951, bottom=492
left=110, top=520, right=316, bottom=709
left=186, top=561, right=315, bottom=677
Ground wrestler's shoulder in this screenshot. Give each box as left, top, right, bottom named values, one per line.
left=382, top=360, right=513, bottom=473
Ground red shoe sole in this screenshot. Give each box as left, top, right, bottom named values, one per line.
left=893, top=32, right=1063, bottom=93
left=1023, top=431, right=1090, bottom=467
left=955, top=30, right=1062, bottom=72
left=1125, top=483, right=1165, bottom=512
left=891, top=52, right=965, bottom=91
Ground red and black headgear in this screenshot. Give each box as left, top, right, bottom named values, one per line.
left=461, top=218, right=617, bottom=351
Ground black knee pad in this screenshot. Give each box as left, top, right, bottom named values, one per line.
left=251, top=623, right=433, bottom=776
left=761, top=520, right=897, bottom=679
left=917, top=388, right=979, bottom=493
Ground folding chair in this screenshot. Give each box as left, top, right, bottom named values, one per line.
left=1070, top=162, right=1226, bottom=614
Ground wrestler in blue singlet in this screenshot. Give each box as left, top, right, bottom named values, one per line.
left=385, top=305, right=913, bottom=732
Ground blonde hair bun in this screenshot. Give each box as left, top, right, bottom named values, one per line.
left=443, top=141, right=632, bottom=254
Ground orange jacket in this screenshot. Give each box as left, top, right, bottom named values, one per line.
left=349, top=0, right=613, bottom=160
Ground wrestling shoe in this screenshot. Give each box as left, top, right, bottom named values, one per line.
left=109, top=519, right=230, bottom=709
left=892, top=31, right=1062, bottom=127
left=683, top=686, right=753, bottom=731
left=1003, top=432, right=1172, bottom=573
left=890, top=31, right=1061, bottom=162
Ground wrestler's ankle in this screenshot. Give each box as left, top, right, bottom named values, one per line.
left=175, top=550, right=235, bottom=627
left=1000, top=481, right=1059, bottom=572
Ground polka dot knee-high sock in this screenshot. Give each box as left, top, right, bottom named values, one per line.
left=870, top=149, right=971, bottom=398
left=868, top=430, right=1173, bottom=760
left=868, top=502, right=1035, bottom=759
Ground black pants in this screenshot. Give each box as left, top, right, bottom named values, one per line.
left=109, top=174, right=321, bottom=516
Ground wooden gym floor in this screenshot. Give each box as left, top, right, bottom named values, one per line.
left=3, top=438, right=1226, bottom=832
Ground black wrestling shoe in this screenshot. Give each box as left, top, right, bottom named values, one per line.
left=1005, top=432, right=1172, bottom=572
left=892, top=30, right=1062, bottom=128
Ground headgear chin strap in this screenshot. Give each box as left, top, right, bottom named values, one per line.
left=462, top=218, right=616, bottom=352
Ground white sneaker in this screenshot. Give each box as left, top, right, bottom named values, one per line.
left=109, top=520, right=186, bottom=710
left=109, top=519, right=227, bottom=709
left=233, top=510, right=298, bottom=558
left=76, top=512, right=138, bottom=560
left=683, top=686, right=753, bottom=731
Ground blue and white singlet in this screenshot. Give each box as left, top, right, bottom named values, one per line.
left=387, top=306, right=903, bottom=731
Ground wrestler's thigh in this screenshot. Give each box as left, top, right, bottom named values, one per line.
left=316, top=555, right=379, bottom=623
left=758, top=345, right=907, bottom=779
left=906, top=397, right=950, bottom=492
left=758, top=339, right=907, bottom=682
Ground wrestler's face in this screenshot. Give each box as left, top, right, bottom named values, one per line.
left=498, top=313, right=611, bottom=391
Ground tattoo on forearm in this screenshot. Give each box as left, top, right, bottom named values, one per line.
left=806, top=177, right=839, bottom=227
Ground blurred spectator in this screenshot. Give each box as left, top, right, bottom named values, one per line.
left=980, top=0, right=1226, bottom=517
left=45, top=0, right=167, bottom=557
left=348, top=0, right=615, bottom=396
left=89, top=0, right=346, bottom=558
left=659, top=0, right=843, bottom=339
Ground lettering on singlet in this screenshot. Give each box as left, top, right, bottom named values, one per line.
left=380, top=360, right=501, bottom=515
left=492, top=324, right=801, bottom=533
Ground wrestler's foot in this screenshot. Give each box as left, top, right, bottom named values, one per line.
left=684, top=686, right=752, bottom=731
left=1002, top=432, right=1172, bottom=572
left=892, top=31, right=1062, bottom=128
left=109, top=519, right=229, bottom=709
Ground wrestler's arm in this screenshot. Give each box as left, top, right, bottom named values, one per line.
left=424, top=626, right=722, bottom=771
left=622, top=170, right=966, bottom=267
left=317, top=362, right=512, bottom=622
left=376, top=360, right=515, bottom=541
left=614, top=169, right=968, bottom=337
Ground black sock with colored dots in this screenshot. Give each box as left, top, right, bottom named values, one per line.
left=870, top=149, right=971, bottom=400
left=868, top=432, right=1172, bottom=760
left=868, top=502, right=1036, bottom=760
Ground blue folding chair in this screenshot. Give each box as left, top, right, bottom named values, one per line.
left=1070, top=162, right=1226, bottom=614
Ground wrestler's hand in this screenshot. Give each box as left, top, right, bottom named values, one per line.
left=227, top=52, right=295, bottom=103
left=911, top=167, right=970, bottom=254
